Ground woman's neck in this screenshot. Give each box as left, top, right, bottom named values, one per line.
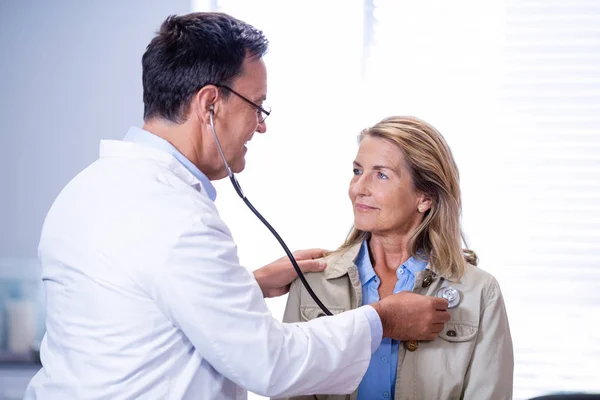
left=368, top=233, right=412, bottom=273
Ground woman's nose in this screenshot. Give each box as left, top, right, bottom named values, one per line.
left=351, top=175, right=370, bottom=196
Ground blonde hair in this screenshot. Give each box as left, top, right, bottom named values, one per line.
left=338, top=116, right=477, bottom=278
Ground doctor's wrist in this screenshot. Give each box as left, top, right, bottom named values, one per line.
left=370, top=301, right=391, bottom=338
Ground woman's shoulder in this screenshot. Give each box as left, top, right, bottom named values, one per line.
left=287, top=244, right=362, bottom=313
left=456, top=262, right=505, bottom=303
left=319, top=242, right=363, bottom=279
left=461, top=262, right=498, bottom=283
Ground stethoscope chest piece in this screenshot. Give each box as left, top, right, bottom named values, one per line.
left=436, top=286, right=461, bottom=309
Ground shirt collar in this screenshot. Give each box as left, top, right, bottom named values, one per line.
left=123, top=126, right=217, bottom=202
left=354, top=240, right=428, bottom=286
left=323, top=241, right=456, bottom=282
left=404, top=254, right=429, bottom=276
left=355, top=240, right=377, bottom=286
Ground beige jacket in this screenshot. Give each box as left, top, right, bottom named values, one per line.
left=276, top=243, right=513, bottom=400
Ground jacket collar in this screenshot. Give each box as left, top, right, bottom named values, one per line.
left=323, top=242, right=363, bottom=280
left=323, top=241, right=458, bottom=282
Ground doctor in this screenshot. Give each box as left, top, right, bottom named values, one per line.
left=25, top=12, right=450, bottom=400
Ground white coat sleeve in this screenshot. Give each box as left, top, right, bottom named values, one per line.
left=150, top=204, right=373, bottom=398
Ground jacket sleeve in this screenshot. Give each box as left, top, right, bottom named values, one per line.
left=272, top=279, right=319, bottom=400
left=282, top=279, right=303, bottom=324
left=151, top=205, right=371, bottom=398
left=462, top=277, right=514, bottom=399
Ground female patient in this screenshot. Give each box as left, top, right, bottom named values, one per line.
left=278, top=116, right=513, bottom=400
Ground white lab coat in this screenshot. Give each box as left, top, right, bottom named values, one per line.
left=25, top=139, right=374, bottom=400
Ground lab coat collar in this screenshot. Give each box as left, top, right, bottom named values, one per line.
left=99, top=139, right=209, bottom=198
left=122, top=127, right=217, bottom=201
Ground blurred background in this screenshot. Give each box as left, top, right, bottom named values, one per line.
left=0, top=0, right=598, bottom=399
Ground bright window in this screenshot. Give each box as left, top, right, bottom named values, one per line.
left=195, top=1, right=600, bottom=399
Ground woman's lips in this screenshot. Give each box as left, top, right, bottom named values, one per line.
left=355, top=203, right=377, bottom=211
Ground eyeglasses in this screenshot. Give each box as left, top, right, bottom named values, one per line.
left=214, top=84, right=271, bottom=124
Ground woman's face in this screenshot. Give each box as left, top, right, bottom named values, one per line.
left=349, top=135, right=430, bottom=236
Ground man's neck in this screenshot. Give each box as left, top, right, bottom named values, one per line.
left=142, top=119, right=223, bottom=179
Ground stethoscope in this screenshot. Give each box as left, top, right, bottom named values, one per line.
left=209, top=108, right=333, bottom=316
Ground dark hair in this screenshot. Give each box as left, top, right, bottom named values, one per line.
left=142, top=12, right=269, bottom=123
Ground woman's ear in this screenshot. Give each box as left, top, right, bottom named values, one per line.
left=417, top=194, right=433, bottom=213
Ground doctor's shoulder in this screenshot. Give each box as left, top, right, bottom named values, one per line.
left=131, top=164, right=232, bottom=237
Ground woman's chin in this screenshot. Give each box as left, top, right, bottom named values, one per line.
left=353, top=219, right=374, bottom=233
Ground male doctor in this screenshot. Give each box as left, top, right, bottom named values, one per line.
left=25, top=12, right=450, bottom=399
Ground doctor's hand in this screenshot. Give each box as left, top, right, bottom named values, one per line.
left=371, top=292, right=451, bottom=341
left=253, top=248, right=328, bottom=298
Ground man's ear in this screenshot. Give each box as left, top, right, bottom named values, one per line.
left=194, top=85, right=220, bottom=124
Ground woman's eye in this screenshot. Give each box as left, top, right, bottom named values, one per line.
left=378, top=172, right=388, bottom=179
left=353, top=168, right=362, bottom=175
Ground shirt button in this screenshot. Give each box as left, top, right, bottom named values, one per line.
left=381, top=356, right=388, bottom=363
left=383, top=392, right=389, bottom=398
left=397, top=268, right=405, bottom=275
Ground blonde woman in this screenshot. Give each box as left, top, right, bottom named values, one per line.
left=278, top=117, right=514, bottom=400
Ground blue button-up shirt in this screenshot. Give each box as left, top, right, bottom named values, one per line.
left=123, top=126, right=217, bottom=202
left=356, top=240, right=428, bottom=400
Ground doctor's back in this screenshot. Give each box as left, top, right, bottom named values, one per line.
left=26, top=140, right=240, bottom=398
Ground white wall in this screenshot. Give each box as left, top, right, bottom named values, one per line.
left=0, top=2, right=192, bottom=396
left=0, top=0, right=191, bottom=257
